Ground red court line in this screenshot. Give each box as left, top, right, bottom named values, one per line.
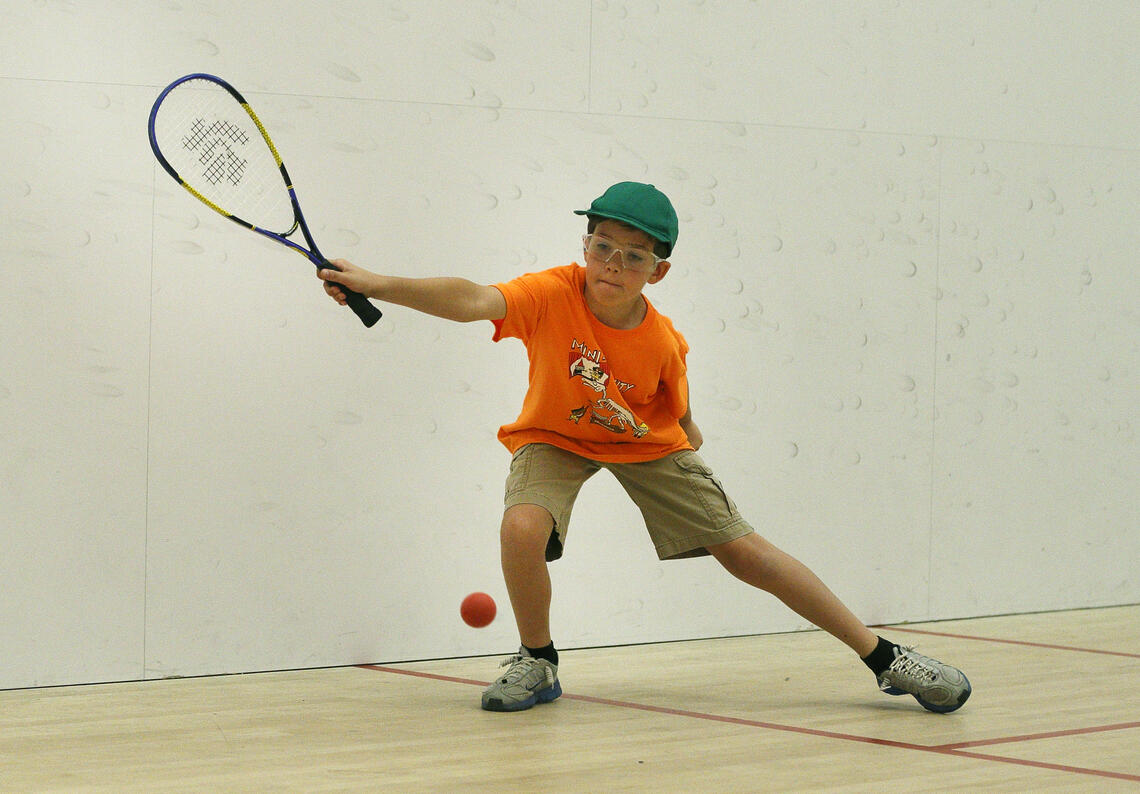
left=357, top=664, right=1140, bottom=783
left=933, top=721, right=1140, bottom=751
left=884, top=626, right=1140, bottom=659
left=942, top=749, right=1140, bottom=783
left=559, top=691, right=929, bottom=751
left=359, top=665, right=485, bottom=688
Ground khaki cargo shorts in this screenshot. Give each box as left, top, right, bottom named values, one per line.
left=504, top=443, right=754, bottom=562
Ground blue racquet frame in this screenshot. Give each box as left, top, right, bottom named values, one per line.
left=148, top=73, right=381, bottom=327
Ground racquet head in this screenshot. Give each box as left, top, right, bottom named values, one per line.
left=149, top=73, right=381, bottom=327
left=150, top=75, right=297, bottom=240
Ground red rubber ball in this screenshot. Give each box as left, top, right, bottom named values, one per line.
left=460, top=592, right=496, bottom=628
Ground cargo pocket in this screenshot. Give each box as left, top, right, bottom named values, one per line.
left=673, top=451, right=737, bottom=518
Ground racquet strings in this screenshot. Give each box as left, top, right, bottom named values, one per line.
left=151, top=77, right=296, bottom=235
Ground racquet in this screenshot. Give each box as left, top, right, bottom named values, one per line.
left=148, top=73, right=382, bottom=327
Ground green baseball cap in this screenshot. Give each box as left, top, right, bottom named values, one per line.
left=574, top=181, right=678, bottom=256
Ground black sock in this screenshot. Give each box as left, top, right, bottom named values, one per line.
left=524, top=642, right=559, bottom=667
left=861, top=636, right=898, bottom=676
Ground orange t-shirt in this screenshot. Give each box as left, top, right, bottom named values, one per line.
left=492, top=264, right=692, bottom=463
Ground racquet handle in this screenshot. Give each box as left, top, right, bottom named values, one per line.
left=320, top=261, right=382, bottom=327
left=343, top=286, right=383, bottom=327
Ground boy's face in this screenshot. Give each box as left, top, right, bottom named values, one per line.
left=582, top=219, right=671, bottom=306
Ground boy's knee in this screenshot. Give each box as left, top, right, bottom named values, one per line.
left=500, top=503, right=555, bottom=553
left=708, top=533, right=776, bottom=580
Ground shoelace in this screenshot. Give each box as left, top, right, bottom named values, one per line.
left=886, top=647, right=939, bottom=683
left=497, top=655, right=540, bottom=684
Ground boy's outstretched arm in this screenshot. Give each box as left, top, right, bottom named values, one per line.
left=318, top=258, right=506, bottom=323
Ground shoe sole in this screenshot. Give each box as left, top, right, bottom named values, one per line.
left=883, top=674, right=972, bottom=713
left=482, top=680, right=563, bottom=712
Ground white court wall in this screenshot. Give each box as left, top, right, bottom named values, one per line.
left=0, top=1, right=1136, bottom=689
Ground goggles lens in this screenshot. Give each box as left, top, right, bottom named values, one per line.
left=583, top=234, right=662, bottom=273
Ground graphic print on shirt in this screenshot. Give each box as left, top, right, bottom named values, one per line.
left=567, top=339, right=649, bottom=438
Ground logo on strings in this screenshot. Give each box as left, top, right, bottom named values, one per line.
left=182, top=118, right=249, bottom=186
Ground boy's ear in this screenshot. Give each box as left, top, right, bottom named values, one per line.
left=647, top=260, right=671, bottom=284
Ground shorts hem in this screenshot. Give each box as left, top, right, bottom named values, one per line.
left=504, top=491, right=565, bottom=528
left=654, top=520, right=754, bottom=561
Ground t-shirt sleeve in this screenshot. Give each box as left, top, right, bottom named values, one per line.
left=491, top=270, right=550, bottom=342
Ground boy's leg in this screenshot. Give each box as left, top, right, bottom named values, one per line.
left=707, top=533, right=971, bottom=713
left=499, top=503, right=555, bottom=650
left=705, top=533, right=877, bottom=656
left=497, top=443, right=598, bottom=653
left=613, top=451, right=969, bottom=712
left=611, top=452, right=877, bottom=655
left=482, top=502, right=563, bottom=712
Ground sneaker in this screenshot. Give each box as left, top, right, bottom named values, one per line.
left=877, top=646, right=971, bottom=713
left=481, top=647, right=562, bottom=712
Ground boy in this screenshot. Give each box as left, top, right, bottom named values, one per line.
left=319, top=182, right=971, bottom=714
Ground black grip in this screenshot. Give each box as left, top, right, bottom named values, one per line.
left=343, top=285, right=383, bottom=327
left=320, top=261, right=382, bottom=328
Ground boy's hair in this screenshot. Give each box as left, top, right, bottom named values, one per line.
left=586, top=216, right=671, bottom=260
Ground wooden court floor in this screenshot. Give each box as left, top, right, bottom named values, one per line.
left=1, top=605, right=1137, bottom=791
